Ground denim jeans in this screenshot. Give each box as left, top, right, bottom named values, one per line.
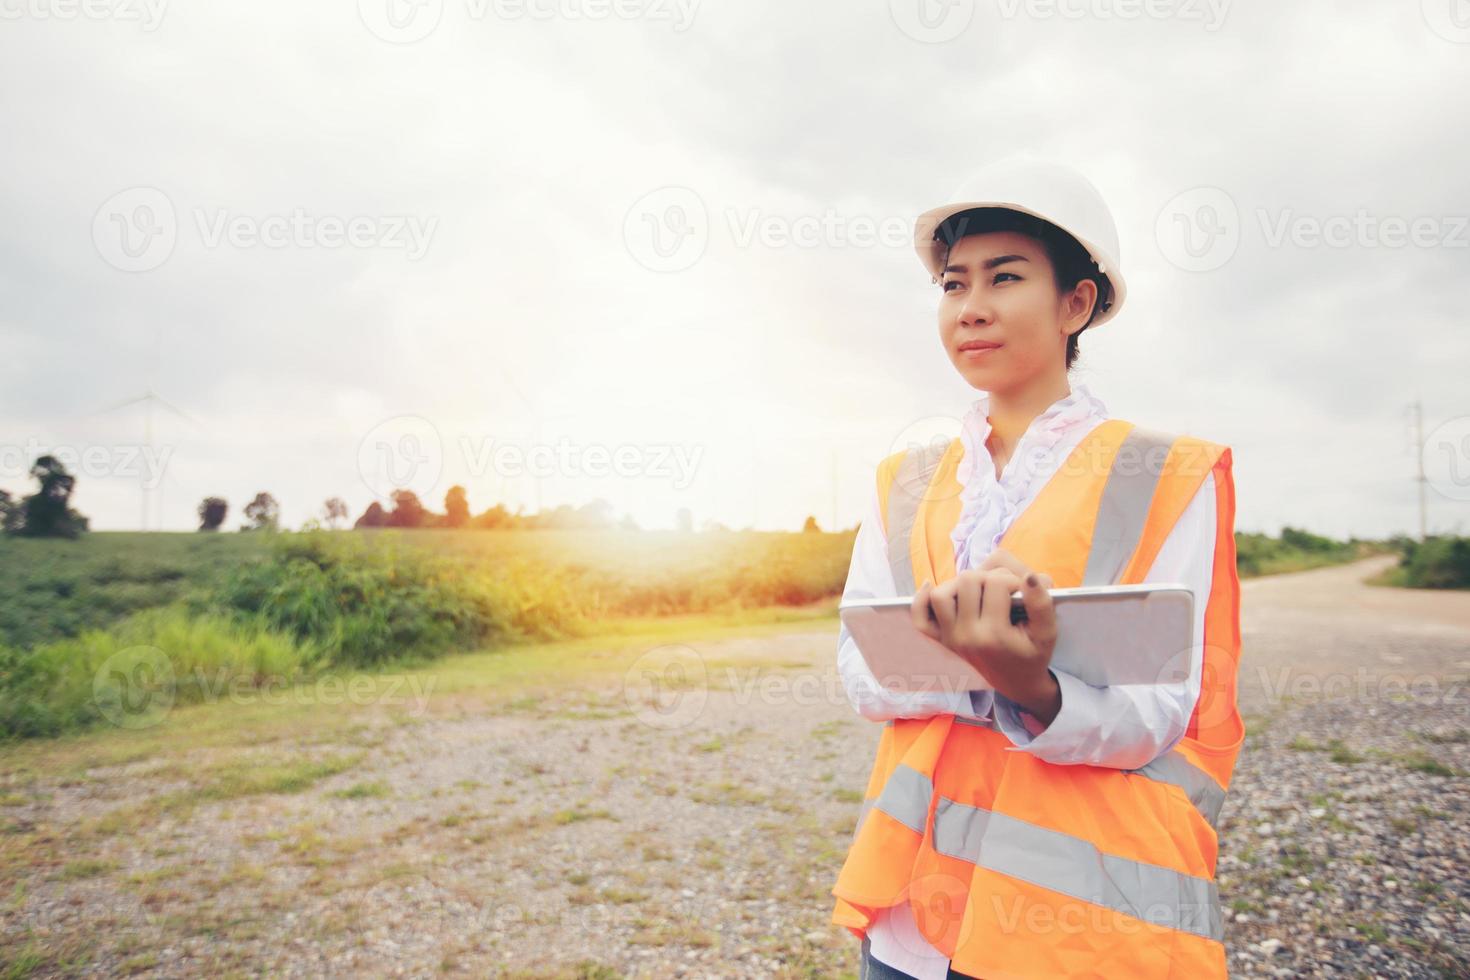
left=858, top=934, right=982, bottom=979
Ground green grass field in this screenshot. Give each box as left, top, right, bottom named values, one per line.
left=0, top=525, right=1396, bottom=742
left=0, top=528, right=855, bottom=740
left=0, top=531, right=269, bottom=652
left=0, top=528, right=855, bottom=653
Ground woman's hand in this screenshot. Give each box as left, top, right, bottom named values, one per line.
left=911, top=561, right=1063, bottom=725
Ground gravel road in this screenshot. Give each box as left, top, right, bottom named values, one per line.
left=1, top=555, right=1466, bottom=978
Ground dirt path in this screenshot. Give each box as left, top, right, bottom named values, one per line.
left=2, top=557, right=1467, bottom=978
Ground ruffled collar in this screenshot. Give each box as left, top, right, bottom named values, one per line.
left=950, top=382, right=1110, bottom=572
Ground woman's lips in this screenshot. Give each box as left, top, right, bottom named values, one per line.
left=960, top=344, right=1001, bottom=358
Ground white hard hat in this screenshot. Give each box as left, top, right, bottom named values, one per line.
left=914, top=156, right=1127, bottom=328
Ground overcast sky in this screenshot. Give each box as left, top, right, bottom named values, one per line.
left=2, top=0, right=1467, bottom=537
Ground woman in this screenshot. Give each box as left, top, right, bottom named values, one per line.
left=831, top=157, right=1243, bottom=979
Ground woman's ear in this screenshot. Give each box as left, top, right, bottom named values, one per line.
left=1063, top=279, right=1098, bottom=330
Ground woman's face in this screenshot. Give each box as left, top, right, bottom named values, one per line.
left=937, top=230, right=1095, bottom=394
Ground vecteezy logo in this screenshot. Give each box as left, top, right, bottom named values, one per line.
left=1424, top=415, right=1470, bottom=501
left=1422, top=0, right=1470, bottom=42
left=93, top=646, right=176, bottom=730
left=889, top=0, right=975, bottom=43
left=357, top=414, right=445, bottom=504
left=622, top=187, right=708, bottom=273
left=889, top=872, right=978, bottom=956
left=358, top=0, right=444, bottom=43
left=1154, top=186, right=1239, bottom=272
left=888, top=415, right=965, bottom=504
left=92, top=187, right=177, bottom=272
left=622, top=644, right=708, bottom=730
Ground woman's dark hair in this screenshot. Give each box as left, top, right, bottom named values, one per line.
left=935, top=207, right=1114, bottom=371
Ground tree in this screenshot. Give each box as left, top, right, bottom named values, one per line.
left=241, top=492, right=280, bottom=531
left=471, top=502, right=513, bottom=529
left=198, top=496, right=228, bottom=531
left=579, top=498, right=615, bottom=528
left=354, top=501, right=389, bottom=528
left=387, top=489, right=426, bottom=528
left=444, top=486, right=470, bottom=528
left=323, top=497, right=348, bottom=530
left=0, top=489, right=19, bottom=533
left=10, top=455, right=89, bottom=538
left=802, top=515, right=822, bottom=533
left=675, top=507, right=693, bottom=533
left=1281, top=525, right=1340, bottom=553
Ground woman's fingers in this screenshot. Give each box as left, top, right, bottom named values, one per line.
left=911, top=582, right=940, bottom=639
left=954, top=571, right=982, bottom=632
left=917, top=568, right=1053, bottom=650
left=1020, top=571, right=1058, bottom=640
left=929, top=580, right=959, bottom=634
left=979, top=570, right=1023, bottom=632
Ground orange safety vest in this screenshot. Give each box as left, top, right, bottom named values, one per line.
left=830, top=418, right=1243, bottom=979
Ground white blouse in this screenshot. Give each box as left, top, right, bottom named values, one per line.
left=835, top=382, right=1219, bottom=979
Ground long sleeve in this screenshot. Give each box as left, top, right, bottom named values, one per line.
left=990, top=470, right=1218, bottom=769
left=837, top=477, right=995, bottom=723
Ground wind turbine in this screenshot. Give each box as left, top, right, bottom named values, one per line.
left=87, top=388, right=199, bottom=531
left=498, top=363, right=575, bottom=518
left=75, top=327, right=203, bottom=531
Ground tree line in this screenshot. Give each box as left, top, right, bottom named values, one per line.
left=199, top=487, right=644, bottom=532
left=0, top=454, right=833, bottom=536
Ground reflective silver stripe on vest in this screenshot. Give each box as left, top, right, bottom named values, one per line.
left=885, top=440, right=950, bottom=595
left=880, top=714, right=995, bottom=731
left=873, top=762, right=932, bottom=835
left=884, top=424, right=1178, bottom=593
left=953, top=713, right=999, bottom=733
left=932, top=797, right=1224, bottom=943
left=1082, top=425, right=1178, bottom=587
left=1126, top=749, right=1227, bottom=829
left=870, top=719, right=1217, bottom=834
left=881, top=722, right=1222, bottom=832
left=852, top=797, right=875, bottom=843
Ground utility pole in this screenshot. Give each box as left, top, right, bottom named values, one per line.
left=1412, top=398, right=1427, bottom=541
left=144, top=392, right=152, bottom=530
left=750, top=445, right=759, bottom=531
left=831, top=447, right=838, bottom=533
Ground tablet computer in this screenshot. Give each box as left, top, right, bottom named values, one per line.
left=838, top=583, right=1195, bottom=693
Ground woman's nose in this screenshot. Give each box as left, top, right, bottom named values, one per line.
left=959, top=290, right=993, bottom=326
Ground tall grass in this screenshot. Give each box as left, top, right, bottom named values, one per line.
left=0, top=607, right=308, bottom=740
left=1233, top=527, right=1383, bottom=577
left=0, top=528, right=856, bottom=655
left=2, top=521, right=1397, bottom=742
left=0, top=531, right=268, bottom=651
left=242, top=531, right=614, bottom=662
left=1379, top=535, right=1470, bottom=589
left=0, top=528, right=855, bottom=740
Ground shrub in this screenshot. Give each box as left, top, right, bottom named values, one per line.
left=201, top=530, right=568, bottom=668
left=1395, top=535, right=1470, bottom=589
left=0, top=607, right=311, bottom=741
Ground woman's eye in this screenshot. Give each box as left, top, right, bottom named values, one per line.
left=993, top=272, right=1020, bottom=284
left=942, top=280, right=962, bottom=292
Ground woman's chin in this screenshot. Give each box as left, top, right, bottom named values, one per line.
left=955, top=362, right=996, bottom=386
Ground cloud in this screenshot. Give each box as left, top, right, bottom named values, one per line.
left=0, top=0, right=1465, bottom=537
